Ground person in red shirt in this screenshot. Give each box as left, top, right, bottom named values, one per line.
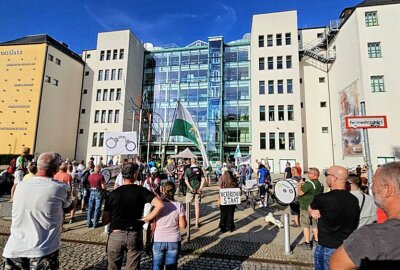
left=295, top=162, right=302, bottom=176
left=54, top=162, right=72, bottom=188
left=86, top=164, right=106, bottom=228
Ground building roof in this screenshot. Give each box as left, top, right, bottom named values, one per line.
left=356, top=0, right=400, bottom=7
left=0, top=34, right=84, bottom=64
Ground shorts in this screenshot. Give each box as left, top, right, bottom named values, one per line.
left=13, top=170, right=24, bottom=184
left=300, top=209, right=318, bottom=229
left=186, top=192, right=201, bottom=204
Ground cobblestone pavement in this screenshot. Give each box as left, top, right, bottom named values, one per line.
left=0, top=235, right=312, bottom=270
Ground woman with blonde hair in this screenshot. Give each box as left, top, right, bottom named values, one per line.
left=289, top=167, right=301, bottom=227
left=153, top=182, right=186, bottom=270
left=218, top=170, right=238, bottom=232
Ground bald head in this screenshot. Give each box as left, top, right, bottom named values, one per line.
left=94, top=164, right=102, bottom=173
left=326, top=165, right=348, bottom=189
left=37, top=152, right=61, bottom=177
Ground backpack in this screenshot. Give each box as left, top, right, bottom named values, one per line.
left=7, top=158, right=17, bottom=174
left=81, top=169, right=91, bottom=189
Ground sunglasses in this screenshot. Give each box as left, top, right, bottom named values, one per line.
left=324, top=171, right=336, bottom=178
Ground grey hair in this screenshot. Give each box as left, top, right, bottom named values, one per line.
left=37, top=152, right=61, bottom=175
left=378, top=162, right=400, bottom=192
left=308, top=167, right=320, bottom=177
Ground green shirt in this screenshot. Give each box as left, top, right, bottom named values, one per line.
left=299, top=179, right=323, bottom=210
left=184, top=166, right=204, bottom=190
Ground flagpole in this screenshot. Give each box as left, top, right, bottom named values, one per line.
left=163, top=101, right=179, bottom=167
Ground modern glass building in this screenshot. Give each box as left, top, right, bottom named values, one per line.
left=141, top=36, right=251, bottom=163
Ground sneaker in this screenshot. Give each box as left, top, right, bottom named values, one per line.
left=69, top=218, right=74, bottom=224
left=298, top=242, right=312, bottom=250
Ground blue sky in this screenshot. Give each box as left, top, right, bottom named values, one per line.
left=1, top=0, right=362, bottom=53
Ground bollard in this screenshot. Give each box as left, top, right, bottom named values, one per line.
left=283, top=213, right=292, bottom=255
left=186, top=202, right=191, bottom=242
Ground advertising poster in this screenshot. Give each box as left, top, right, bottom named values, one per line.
left=338, top=81, right=363, bottom=156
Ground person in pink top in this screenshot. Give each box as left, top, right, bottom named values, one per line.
left=153, top=182, right=187, bottom=270
left=54, top=162, right=72, bottom=188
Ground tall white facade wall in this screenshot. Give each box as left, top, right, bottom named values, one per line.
left=76, top=30, right=144, bottom=164
left=251, top=11, right=304, bottom=173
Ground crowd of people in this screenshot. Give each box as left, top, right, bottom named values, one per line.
left=1, top=147, right=400, bottom=269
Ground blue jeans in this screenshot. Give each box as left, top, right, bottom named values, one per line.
left=87, top=190, right=103, bottom=227
left=152, top=242, right=180, bottom=270
left=314, top=244, right=336, bottom=270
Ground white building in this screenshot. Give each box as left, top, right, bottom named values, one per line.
left=76, top=30, right=144, bottom=164
left=251, top=0, right=400, bottom=173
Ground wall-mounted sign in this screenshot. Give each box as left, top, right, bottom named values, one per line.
left=104, top=132, right=138, bottom=155
left=345, top=115, right=388, bottom=129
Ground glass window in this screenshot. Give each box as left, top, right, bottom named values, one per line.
left=259, top=57, right=265, bottom=70
left=115, top=110, right=120, bottom=123
left=319, top=77, right=325, bottom=83
left=181, top=54, right=189, bottom=65
left=99, top=133, right=104, bottom=147
left=279, top=132, right=285, bottom=150
left=260, top=105, right=266, bottom=121
left=267, top=34, right=273, bottom=47
left=94, top=110, right=99, bottom=123
left=48, top=54, right=54, bottom=61
left=113, top=49, right=118, bottom=60
left=103, top=89, right=108, bottom=101
left=368, top=42, right=382, bottom=58
left=190, top=54, right=199, bottom=65
left=269, top=133, right=275, bottom=150
left=55, top=58, right=61, bottom=65
left=224, top=86, right=237, bottom=101
left=169, top=55, right=180, bottom=66
left=199, top=88, right=207, bottom=101
left=111, top=69, right=116, bottom=80
left=106, top=50, right=111, bottom=60
left=269, top=105, right=274, bottom=121
left=286, top=55, right=292, bottom=69
left=289, top=132, right=295, bottom=150
left=237, top=49, right=248, bottom=61
left=98, top=70, right=103, bottom=81
left=116, top=89, right=121, bottom=100
left=277, top=80, right=284, bottom=94
left=365, top=11, right=378, bottom=27
left=276, top=34, right=282, bottom=46
left=260, top=132, right=266, bottom=150
left=277, top=56, right=283, bottom=69
left=118, top=68, right=123, bottom=80
left=108, top=110, right=113, bottom=123
left=278, top=105, right=284, bottom=120
left=238, top=67, right=249, bottom=80
left=96, top=89, right=101, bottom=101
left=268, top=80, right=274, bottom=94
left=238, top=86, right=249, bottom=100
left=371, top=75, right=385, bottom=92
left=285, top=33, right=291, bottom=45
left=101, top=110, right=106, bottom=123
left=109, top=89, right=115, bottom=101
left=53, top=79, right=59, bottom=86
left=199, top=54, right=208, bottom=64
left=225, top=67, right=237, bottom=81
left=119, top=49, right=124, bottom=59
left=259, top=81, right=265, bottom=95
left=92, top=132, right=98, bottom=147
left=145, top=57, right=155, bottom=68
left=238, top=106, right=249, bottom=121
left=104, top=69, right=110, bottom=81
left=268, top=57, right=273, bottom=70
left=287, top=79, right=293, bottom=93
left=169, top=71, right=179, bottom=84
left=224, top=51, right=237, bottom=62
left=259, top=35, right=264, bottom=47
left=320, top=101, right=327, bottom=107
left=100, top=51, right=104, bottom=61
left=288, top=105, right=294, bottom=121
left=322, top=127, right=329, bottom=133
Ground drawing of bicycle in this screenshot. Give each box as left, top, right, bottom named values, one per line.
left=105, top=136, right=137, bottom=152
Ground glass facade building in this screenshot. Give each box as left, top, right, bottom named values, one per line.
left=141, top=37, right=251, bottom=162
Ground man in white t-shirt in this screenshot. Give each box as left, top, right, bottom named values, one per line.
left=3, top=152, right=72, bottom=270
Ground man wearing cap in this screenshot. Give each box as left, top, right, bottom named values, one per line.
left=185, top=158, right=206, bottom=228
left=10, top=147, right=30, bottom=202
left=309, top=166, right=359, bottom=270
left=102, top=162, right=164, bottom=270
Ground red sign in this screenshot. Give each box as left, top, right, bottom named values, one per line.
left=345, top=116, right=388, bottom=129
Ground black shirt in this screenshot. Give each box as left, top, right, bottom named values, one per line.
left=310, top=189, right=360, bottom=248
left=104, top=184, right=155, bottom=232
left=284, top=167, right=292, bottom=179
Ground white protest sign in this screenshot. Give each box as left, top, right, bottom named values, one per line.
left=104, top=132, right=138, bottom=155
left=219, top=188, right=241, bottom=205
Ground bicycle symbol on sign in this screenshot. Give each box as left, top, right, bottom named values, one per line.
left=105, top=136, right=137, bottom=152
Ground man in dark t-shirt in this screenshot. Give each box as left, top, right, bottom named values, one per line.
left=185, top=158, right=205, bottom=228
left=284, top=162, right=292, bottom=179
left=102, top=162, right=164, bottom=270
left=309, top=165, right=359, bottom=270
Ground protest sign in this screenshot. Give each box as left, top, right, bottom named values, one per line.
left=219, top=188, right=241, bottom=205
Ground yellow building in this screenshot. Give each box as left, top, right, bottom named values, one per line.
left=0, top=35, right=84, bottom=158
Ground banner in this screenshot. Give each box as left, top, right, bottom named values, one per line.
left=219, top=188, right=241, bottom=205
left=104, top=132, right=138, bottom=155
left=238, top=154, right=251, bottom=165
left=339, top=81, right=363, bottom=156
